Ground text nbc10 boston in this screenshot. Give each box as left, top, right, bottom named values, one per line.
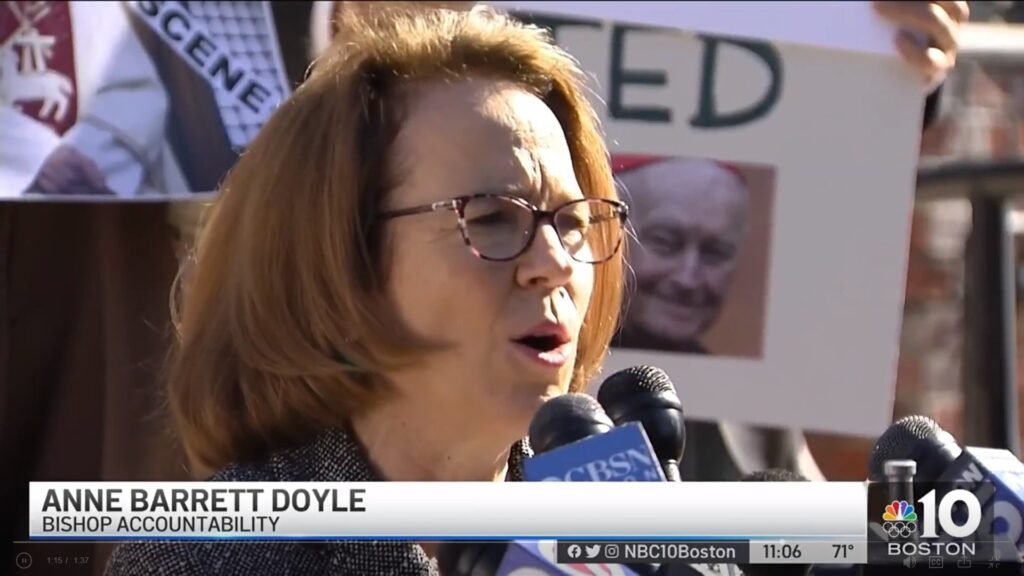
left=866, top=482, right=1007, bottom=565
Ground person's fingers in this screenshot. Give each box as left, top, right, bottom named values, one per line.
left=56, top=146, right=109, bottom=193
left=34, top=172, right=58, bottom=194
left=33, top=146, right=113, bottom=195
left=36, top=159, right=77, bottom=194
left=39, top=175, right=87, bottom=195
left=895, top=30, right=951, bottom=89
left=925, top=2, right=960, bottom=54
left=35, top=149, right=68, bottom=193
left=936, top=1, right=970, bottom=24
left=76, top=154, right=108, bottom=192
left=875, top=1, right=958, bottom=55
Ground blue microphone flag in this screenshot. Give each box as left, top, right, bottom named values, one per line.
left=523, top=422, right=666, bottom=482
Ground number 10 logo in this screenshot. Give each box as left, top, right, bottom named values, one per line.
left=918, top=489, right=982, bottom=539
left=882, top=489, right=982, bottom=539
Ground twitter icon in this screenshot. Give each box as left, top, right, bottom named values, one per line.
left=584, top=544, right=601, bottom=559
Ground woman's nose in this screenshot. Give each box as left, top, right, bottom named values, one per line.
left=514, top=223, right=574, bottom=289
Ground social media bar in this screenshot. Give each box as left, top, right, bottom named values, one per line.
left=556, top=540, right=874, bottom=565
left=555, top=541, right=749, bottom=564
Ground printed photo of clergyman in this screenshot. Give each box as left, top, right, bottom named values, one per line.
left=612, top=154, right=775, bottom=359
left=0, top=1, right=175, bottom=199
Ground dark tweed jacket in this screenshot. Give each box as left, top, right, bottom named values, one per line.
left=105, top=428, right=533, bottom=575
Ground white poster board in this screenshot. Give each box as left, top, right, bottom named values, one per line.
left=489, top=1, right=923, bottom=437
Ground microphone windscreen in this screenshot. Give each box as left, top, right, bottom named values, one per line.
left=598, top=365, right=675, bottom=405
left=528, top=393, right=614, bottom=455
left=741, top=469, right=808, bottom=482
left=867, top=415, right=962, bottom=481
left=597, top=365, right=685, bottom=467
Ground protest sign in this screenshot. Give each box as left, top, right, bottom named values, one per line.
left=488, top=1, right=922, bottom=436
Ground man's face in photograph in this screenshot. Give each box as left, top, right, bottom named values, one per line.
left=622, top=158, right=748, bottom=350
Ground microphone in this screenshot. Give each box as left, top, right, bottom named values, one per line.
left=595, top=369, right=749, bottom=575
left=529, top=392, right=614, bottom=455
left=597, top=365, right=685, bottom=482
left=527, top=393, right=665, bottom=575
left=867, top=415, right=961, bottom=482
left=437, top=394, right=654, bottom=575
left=741, top=469, right=809, bottom=482
left=441, top=391, right=671, bottom=575
left=524, top=386, right=721, bottom=576
left=523, top=393, right=665, bottom=482
left=868, top=415, right=1024, bottom=561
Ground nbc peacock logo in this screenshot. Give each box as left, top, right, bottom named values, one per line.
left=882, top=500, right=918, bottom=539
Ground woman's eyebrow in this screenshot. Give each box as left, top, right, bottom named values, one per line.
left=468, top=185, right=537, bottom=206
left=474, top=184, right=584, bottom=207
left=474, top=184, right=534, bottom=197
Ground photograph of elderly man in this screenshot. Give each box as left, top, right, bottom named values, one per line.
left=614, top=155, right=773, bottom=358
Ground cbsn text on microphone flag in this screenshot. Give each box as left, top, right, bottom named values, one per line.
left=523, top=393, right=665, bottom=482
left=443, top=393, right=657, bottom=575
left=513, top=376, right=680, bottom=574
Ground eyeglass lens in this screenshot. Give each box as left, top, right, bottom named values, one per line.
left=461, top=197, right=622, bottom=262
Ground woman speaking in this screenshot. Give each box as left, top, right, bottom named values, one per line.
left=107, top=4, right=627, bottom=575
left=104, top=2, right=965, bottom=574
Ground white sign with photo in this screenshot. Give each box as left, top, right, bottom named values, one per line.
left=488, top=1, right=923, bottom=437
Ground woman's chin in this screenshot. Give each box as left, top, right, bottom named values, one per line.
left=500, top=390, right=560, bottom=436
left=530, top=381, right=571, bottom=407
left=545, top=383, right=572, bottom=400
left=472, top=382, right=569, bottom=441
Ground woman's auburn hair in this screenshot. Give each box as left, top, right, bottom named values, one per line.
left=170, top=5, right=625, bottom=473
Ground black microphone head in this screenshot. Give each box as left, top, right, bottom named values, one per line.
left=436, top=541, right=508, bottom=576
left=597, top=365, right=685, bottom=466
left=867, top=415, right=962, bottom=481
left=528, top=393, right=614, bottom=455
left=741, top=468, right=809, bottom=482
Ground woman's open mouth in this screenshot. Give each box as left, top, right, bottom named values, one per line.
left=511, top=325, right=571, bottom=368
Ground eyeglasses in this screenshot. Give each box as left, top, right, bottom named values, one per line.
left=378, top=193, right=629, bottom=264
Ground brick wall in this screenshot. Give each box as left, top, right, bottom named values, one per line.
left=907, top=52, right=1024, bottom=448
